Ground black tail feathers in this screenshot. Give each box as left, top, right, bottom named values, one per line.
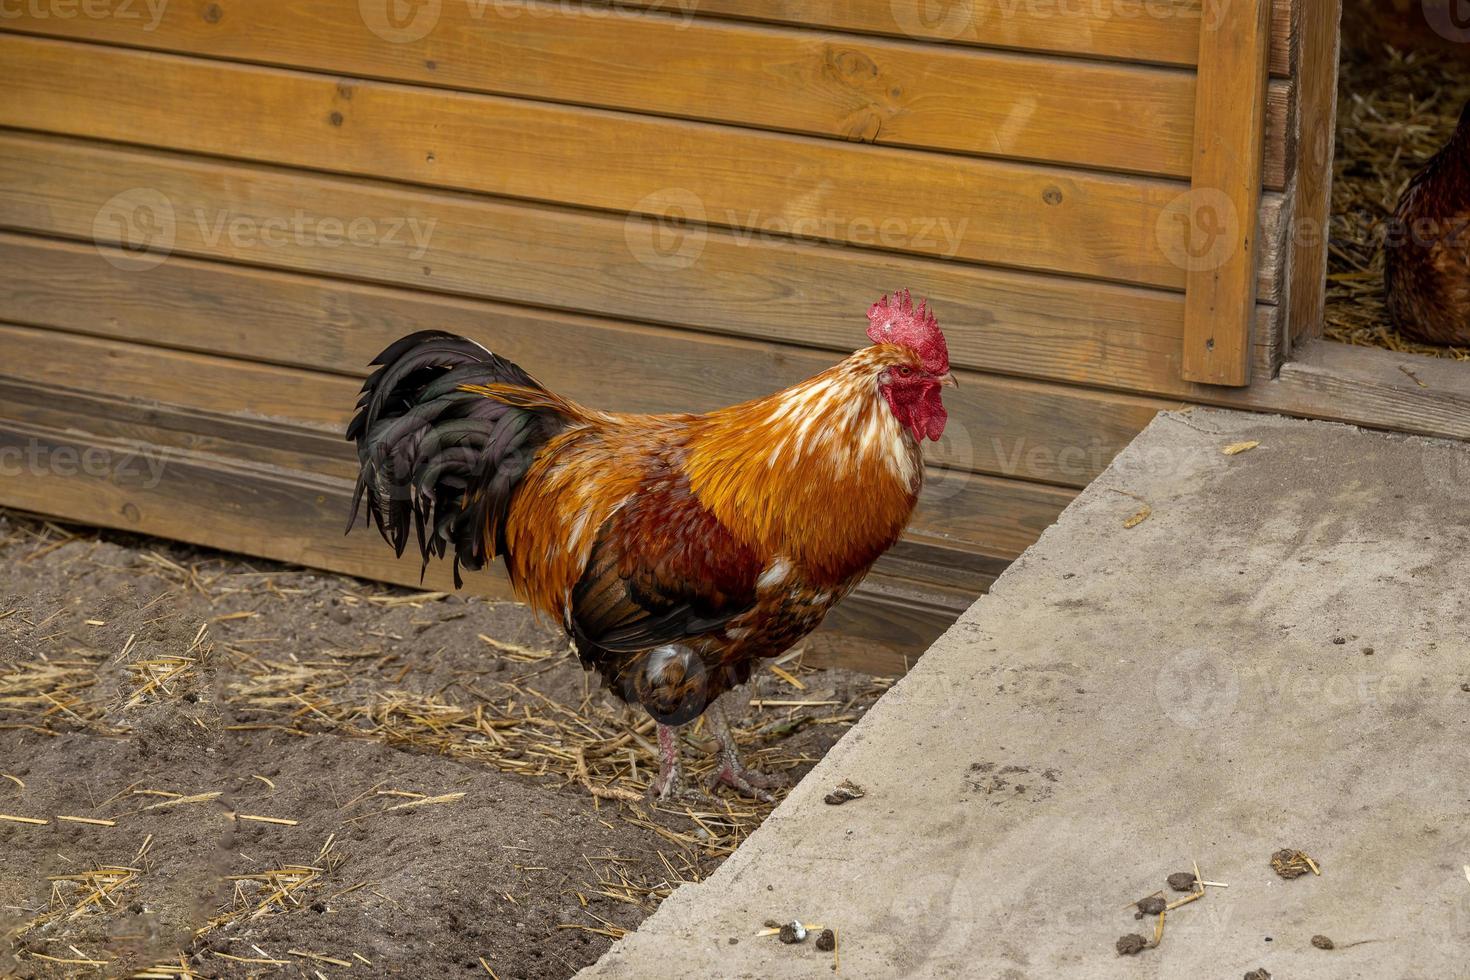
left=345, top=331, right=567, bottom=587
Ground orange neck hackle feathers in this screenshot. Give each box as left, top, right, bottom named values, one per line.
left=684, top=345, right=930, bottom=585
left=685, top=290, right=951, bottom=581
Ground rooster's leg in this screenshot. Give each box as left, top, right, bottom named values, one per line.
left=649, top=722, right=691, bottom=800
left=703, top=691, right=786, bottom=803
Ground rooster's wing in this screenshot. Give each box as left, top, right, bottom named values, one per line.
left=567, top=462, right=762, bottom=655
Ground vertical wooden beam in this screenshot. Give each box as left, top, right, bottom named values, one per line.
left=1180, top=0, right=1274, bottom=386
left=1286, top=0, right=1343, bottom=349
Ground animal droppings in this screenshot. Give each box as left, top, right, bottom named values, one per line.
left=1271, top=849, right=1320, bottom=879
left=1166, top=872, right=1197, bottom=892
left=823, top=780, right=865, bottom=806
left=1136, top=896, right=1167, bottom=916
left=1115, top=933, right=1148, bottom=956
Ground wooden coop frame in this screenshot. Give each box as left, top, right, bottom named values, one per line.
left=0, top=0, right=1463, bottom=674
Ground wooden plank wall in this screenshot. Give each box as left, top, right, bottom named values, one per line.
left=0, top=0, right=1304, bottom=672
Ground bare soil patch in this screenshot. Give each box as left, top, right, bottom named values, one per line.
left=0, top=512, right=886, bottom=978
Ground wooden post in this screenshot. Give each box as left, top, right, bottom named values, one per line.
left=1286, top=0, right=1343, bottom=349
left=1180, top=0, right=1274, bottom=386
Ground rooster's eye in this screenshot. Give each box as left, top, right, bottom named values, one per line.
left=898, top=366, right=912, bottom=377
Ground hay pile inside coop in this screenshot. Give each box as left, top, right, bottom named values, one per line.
left=1326, top=41, right=1470, bottom=360
left=0, top=512, right=892, bottom=978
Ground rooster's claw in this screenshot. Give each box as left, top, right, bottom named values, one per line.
left=707, top=762, right=786, bottom=803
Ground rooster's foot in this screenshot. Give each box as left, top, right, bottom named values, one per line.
left=704, top=691, right=787, bottom=803
left=649, top=721, right=705, bottom=802
left=706, top=759, right=786, bottom=803
left=649, top=767, right=707, bottom=803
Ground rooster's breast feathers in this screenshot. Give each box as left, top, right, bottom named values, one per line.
left=501, top=359, right=922, bottom=651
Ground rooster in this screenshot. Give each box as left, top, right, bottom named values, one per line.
left=346, top=291, right=953, bottom=800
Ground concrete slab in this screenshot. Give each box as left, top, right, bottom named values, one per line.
left=578, top=408, right=1470, bottom=980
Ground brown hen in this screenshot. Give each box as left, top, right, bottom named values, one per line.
left=1386, top=99, right=1470, bottom=346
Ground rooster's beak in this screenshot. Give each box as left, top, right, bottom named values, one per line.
left=936, top=372, right=958, bottom=389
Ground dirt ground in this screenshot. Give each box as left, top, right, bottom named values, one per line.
left=0, top=512, right=888, bottom=979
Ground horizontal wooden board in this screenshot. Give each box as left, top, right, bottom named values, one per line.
left=812, top=560, right=983, bottom=673
left=0, top=302, right=1164, bottom=488
left=1255, top=191, right=1287, bottom=306
left=0, top=9, right=1291, bottom=188
left=0, top=32, right=1215, bottom=289
left=0, top=377, right=350, bottom=483
left=611, top=0, right=1295, bottom=74
left=910, top=471, right=1073, bottom=560
left=0, top=413, right=488, bottom=595
left=1264, top=80, right=1293, bottom=190
left=0, top=137, right=1278, bottom=397
left=1272, top=0, right=1298, bottom=76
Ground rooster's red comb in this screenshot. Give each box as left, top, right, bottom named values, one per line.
left=866, top=290, right=948, bottom=375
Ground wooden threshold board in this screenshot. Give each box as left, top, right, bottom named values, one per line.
left=1222, top=340, right=1470, bottom=442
